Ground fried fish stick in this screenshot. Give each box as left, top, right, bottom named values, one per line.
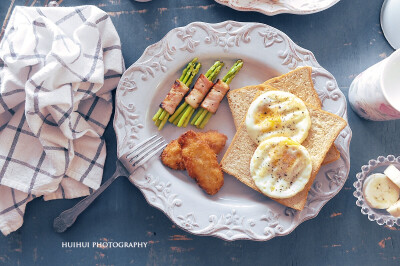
left=161, top=140, right=186, bottom=170
left=161, top=131, right=227, bottom=170
left=178, top=131, right=224, bottom=195
left=197, top=131, right=227, bottom=154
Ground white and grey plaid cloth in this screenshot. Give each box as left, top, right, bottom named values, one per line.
left=0, top=6, right=124, bottom=235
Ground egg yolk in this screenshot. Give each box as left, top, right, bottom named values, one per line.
left=269, top=141, right=300, bottom=168
left=254, top=106, right=282, bottom=132
left=258, top=140, right=303, bottom=188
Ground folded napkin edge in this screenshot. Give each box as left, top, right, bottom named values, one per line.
left=0, top=178, right=57, bottom=196
left=66, top=168, right=103, bottom=190
left=0, top=212, right=24, bottom=236
left=43, top=189, right=90, bottom=201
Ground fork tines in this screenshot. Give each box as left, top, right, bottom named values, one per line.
left=125, top=135, right=166, bottom=169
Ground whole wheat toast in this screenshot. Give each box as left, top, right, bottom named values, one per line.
left=227, top=67, right=340, bottom=165
left=221, top=84, right=347, bottom=210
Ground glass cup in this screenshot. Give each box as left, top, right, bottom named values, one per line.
left=349, top=49, right=400, bottom=121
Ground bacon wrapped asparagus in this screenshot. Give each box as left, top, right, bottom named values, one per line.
left=169, top=61, right=224, bottom=127
left=152, top=58, right=201, bottom=130
left=192, top=60, right=243, bottom=129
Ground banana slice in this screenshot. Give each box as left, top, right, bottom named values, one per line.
left=387, top=200, right=400, bottom=217
left=363, top=173, right=400, bottom=209
left=384, top=164, right=400, bottom=188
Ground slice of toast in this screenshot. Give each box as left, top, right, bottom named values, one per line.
left=221, top=98, right=347, bottom=210
left=227, top=67, right=340, bottom=165
left=262, top=66, right=322, bottom=109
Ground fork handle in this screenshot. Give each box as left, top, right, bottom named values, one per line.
left=53, top=160, right=128, bottom=233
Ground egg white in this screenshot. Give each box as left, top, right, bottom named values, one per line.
left=245, top=91, right=311, bottom=145
left=250, top=136, right=312, bottom=199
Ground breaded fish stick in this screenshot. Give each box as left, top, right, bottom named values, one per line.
left=178, top=131, right=224, bottom=195
left=161, top=131, right=227, bottom=170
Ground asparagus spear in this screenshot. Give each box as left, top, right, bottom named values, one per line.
left=152, top=58, right=201, bottom=130
left=170, top=61, right=224, bottom=127
left=192, top=60, right=243, bottom=129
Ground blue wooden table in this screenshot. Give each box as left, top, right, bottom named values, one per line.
left=0, top=0, right=399, bottom=265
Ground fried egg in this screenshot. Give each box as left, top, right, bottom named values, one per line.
left=245, top=91, right=311, bottom=145
left=250, top=136, right=312, bottom=199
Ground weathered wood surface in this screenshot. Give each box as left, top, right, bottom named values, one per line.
left=0, top=0, right=399, bottom=265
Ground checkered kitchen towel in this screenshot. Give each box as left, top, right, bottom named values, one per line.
left=0, top=5, right=124, bottom=235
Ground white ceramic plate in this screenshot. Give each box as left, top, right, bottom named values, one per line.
left=114, top=21, right=352, bottom=241
left=215, top=0, right=340, bottom=15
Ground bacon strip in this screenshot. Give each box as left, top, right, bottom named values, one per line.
left=160, top=80, right=190, bottom=115
left=185, top=74, right=214, bottom=109
left=201, top=80, right=230, bottom=113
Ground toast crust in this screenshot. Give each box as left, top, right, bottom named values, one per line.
left=262, top=66, right=322, bottom=109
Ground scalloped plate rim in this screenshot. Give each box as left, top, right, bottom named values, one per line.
left=214, top=0, right=341, bottom=16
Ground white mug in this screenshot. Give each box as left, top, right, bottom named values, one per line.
left=349, top=49, right=400, bottom=121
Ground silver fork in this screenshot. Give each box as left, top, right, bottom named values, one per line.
left=53, top=135, right=166, bottom=233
